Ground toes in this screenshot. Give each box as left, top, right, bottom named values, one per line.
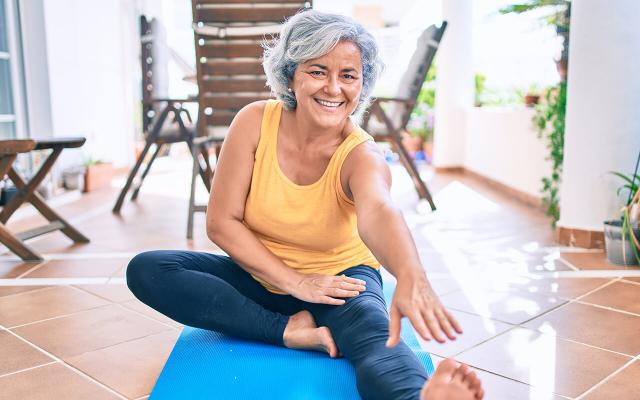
left=451, top=363, right=470, bottom=384
left=431, top=358, right=458, bottom=383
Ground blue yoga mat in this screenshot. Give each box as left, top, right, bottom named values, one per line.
left=151, top=283, right=434, bottom=400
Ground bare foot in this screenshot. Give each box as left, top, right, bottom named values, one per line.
left=420, top=359, right=484, bottom=400
left=283, top=310, right=339, bottom=358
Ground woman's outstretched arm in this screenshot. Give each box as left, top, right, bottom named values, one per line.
left=343, top=141, right=463, bottom=345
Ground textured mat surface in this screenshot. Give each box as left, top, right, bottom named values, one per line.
left=151, top=283, right=434, bottom=400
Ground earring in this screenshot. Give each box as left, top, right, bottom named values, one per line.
left=287, top=87, right=293, bottom=93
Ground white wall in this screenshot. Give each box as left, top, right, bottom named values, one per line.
left=42, top=0, right=139, bottom=168
left=464, top=107, right=550, bottom=198
left=433, top=0, right=474, bottom=168
left=558, top=0, right=640, bottom=231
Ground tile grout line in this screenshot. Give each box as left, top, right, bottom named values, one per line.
left=0, top=361, right=58, bottom=379
left=15, top=260, right=51, bottom=279
left=574, top=354, right=640, bottom=400
left=114, top=302, right=183, bottom=332
left=0, top=326, right=128, bottom=400
left=572, top=278, right=621, bottom=302
left=573, top=299, right=640, bottom=318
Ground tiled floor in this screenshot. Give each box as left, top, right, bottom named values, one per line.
left=0, top=156, right=639, bottom=399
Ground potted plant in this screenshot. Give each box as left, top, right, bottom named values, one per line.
left=83, top=159, right=115, bottom=193
left=524, top=84, right=541, bottom=107
left=604, top=153, right=640, bottom=266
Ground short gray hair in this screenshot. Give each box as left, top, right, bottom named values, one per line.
left=262, top=10, right=384, bottom=118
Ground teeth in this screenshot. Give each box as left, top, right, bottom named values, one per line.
left=316, top=99, right=342, bottom=107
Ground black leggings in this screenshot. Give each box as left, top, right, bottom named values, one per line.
left=126, top=250, right=428, bottom=400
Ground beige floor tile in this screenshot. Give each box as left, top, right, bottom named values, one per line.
left=426, top=278, right=463, bottom=296
left=0, top=286, right=109, bottom=327
left=0, top=260, right=41, bottom=278
left=579, top=280, right=640, bottom=315
left=121, top=299, right=183, bottom=328
left=0, top=330, right=54, bottom=376
left=0, top=286, right=50, bottom=298
left=582, top=360, right=640, bottom=400
left=0, top=363, right=120, bottom=400
left=455, top=327, right=631, bottom=398
left=523, top=302, right=640, bottom=356
left=66, top=330, right=180, bottom=399
left=419, top=309, right=512, bottom=358
left=430, top=354, right=567, bottom=399
left=478, top=277, right=611, bottom=300
left=24, top=258, right=127, bottom=278
left=440, top=288, right=566, bottom=324
left=560, top=251, right=635, bottom=270
left=12, top=304, right=171, bottom=359
left=74, top=284, right=135, bottom=303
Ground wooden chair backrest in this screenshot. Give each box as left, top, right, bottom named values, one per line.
left=190, top=0, right=312, bottom=137
left=391, top=22, right=447, bottom=129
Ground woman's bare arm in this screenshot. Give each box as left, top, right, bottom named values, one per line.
left=343, top=142, right=462, bottom=344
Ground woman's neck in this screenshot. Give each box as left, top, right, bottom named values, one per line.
left=284, top=108, right=354, bottom=149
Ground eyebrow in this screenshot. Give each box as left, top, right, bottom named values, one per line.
left=308, top=64, right=359, bottom=73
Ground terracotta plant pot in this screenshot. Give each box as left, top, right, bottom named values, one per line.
left=83, top=162, right=114, bottom=193
left=524, top=94, right=540, bottom=107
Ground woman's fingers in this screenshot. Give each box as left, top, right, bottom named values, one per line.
left=421, top=309, right=447, bottom=343
left=337, top=280, right=366, bottom=292
left=434, top=308, right=458, bottom=340
left=338, top=275, right=367, bottom=286
left=444, top=308, right=463, bottom=334
left=318, top=296, right=346, bottom=305
left=328, top=287, right=361, bottom=298
left=407, top=310, right=433, bottom=342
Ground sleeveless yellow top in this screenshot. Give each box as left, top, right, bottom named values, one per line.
left=243, top=100, right=381, bottom=294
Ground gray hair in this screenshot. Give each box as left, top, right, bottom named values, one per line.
left=262, top=10, right=384, bottom=118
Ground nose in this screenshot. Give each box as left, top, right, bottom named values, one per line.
left=324, top=75, right=341, bottom=97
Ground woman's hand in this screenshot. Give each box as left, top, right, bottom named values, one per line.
left=288, top=273, right=367, bottom=305
left=386, top=273, right=462, bottom=347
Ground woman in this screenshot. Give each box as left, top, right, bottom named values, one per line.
left=127, top=10, right=483, bottom=400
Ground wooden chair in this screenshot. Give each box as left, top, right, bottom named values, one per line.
left=189, top=0, right=311, bottom=134
left=0, top=138, right=89, bottom=261
left=362, top=22, right=448, bottom=211
left=113, top=16, right=220, bottom=239
left=188, top=0, right=311, bottom=237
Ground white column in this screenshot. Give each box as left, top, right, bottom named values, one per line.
left=558, top=0, right=640, bottom=231
left=433, top=0, right=474, bottom=168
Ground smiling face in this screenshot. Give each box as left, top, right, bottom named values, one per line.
left=289, top=41, right=363, bottom=131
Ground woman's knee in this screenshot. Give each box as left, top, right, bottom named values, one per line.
left=126, top=250, right=169, bottom=294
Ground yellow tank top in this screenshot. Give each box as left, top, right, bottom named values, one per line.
left=244, top=100, right=381, bottom=294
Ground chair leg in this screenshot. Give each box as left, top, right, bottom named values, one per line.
left=132, top=143, right=164, bottom=201
left=199, top=146, right=213, bottom=191
left=29, top=191, right=90, bottom=243
left=187, top=145, right=199, bottom=240
left=113, top=140, right=153, bottom=213
left=0, top=223, right=43, bottom=261
left=390, top=137, right=437, bottom=211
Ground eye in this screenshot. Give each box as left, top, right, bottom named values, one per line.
left=309, top=70, right=325, bottom=77
left=342, top=73, right=358, bottom=80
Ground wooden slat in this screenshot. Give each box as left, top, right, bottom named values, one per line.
left=202, top=95, right=271, bottom=109
left=199, top=42, right=264, bottom=58
left=198, top=0, right=307, bottom=4
left=201, top=78, right=268, bottom=93
left=0, top=140, right=36, bottom=155
left=202, top=61, right=265, bottom=75
left=197, top=7, right=302, bottom=23
left=206, top=112, right=238, bottom=126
